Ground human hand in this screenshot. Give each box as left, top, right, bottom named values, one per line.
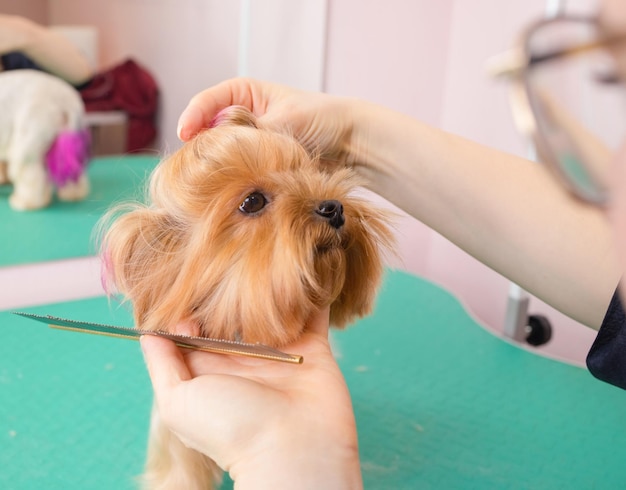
left=140, top=308, right=363, bottom=489
left=177, top=78, right=359, bottom=167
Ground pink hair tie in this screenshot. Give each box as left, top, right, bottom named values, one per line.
left=208, top=107, right=231, bottom=128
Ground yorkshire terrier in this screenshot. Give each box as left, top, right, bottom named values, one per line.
left=100, top=106, right=393, bottom=489
left=0, top=69, right=90, bottom=211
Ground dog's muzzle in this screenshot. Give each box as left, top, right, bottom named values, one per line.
left=315, top=200, right=345, bottom=229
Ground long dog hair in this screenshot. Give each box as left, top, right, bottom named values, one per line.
left=99, top=106, right=394, bottom=489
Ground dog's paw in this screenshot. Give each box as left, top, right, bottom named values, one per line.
left=9, top=188, right=52, bottom=210
left=57, top=174, right=89, bottom=202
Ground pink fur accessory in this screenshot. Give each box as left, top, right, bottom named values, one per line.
left=45, top=129, right=91, bottom=187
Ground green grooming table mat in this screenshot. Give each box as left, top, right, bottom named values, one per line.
left=0, top=155, right=159, bottom=266
left=1, top=269, right=624, bottom=489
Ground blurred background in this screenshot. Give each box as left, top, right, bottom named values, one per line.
left=0, top=0, right=601, bottom=365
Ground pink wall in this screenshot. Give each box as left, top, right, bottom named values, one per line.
left=325, top=0, right=454, bottom=127
left=324, top=0, right=455, bottom=280
left=0, top=0, right=48, bottom=24
left=47, top=0, right=241, bottom=152
left=425, top=0, right=599, bottom=364
left=46, top=0, right=328, bottom=152
left=3, top=0, right=605, bottom=366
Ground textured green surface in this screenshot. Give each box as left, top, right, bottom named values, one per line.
left=0, top=155, right=159, bottom=266
left=1, top=270, right=625, bottom=489
left=0, top=298, right=149, bottom=490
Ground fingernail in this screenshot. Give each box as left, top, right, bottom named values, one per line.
left=139, top=335, right=147, bottom=353
left=177, top=117, right=193, bottom=141
left=177, top=109, right=192, bottom=140
left=177, top=105, right=202, bottom=141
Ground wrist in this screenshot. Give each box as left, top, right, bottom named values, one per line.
left=346, top=99, right=410, bottom=187
left=230, top=444, right=363, bottom=490
left=339, top=96, right=370, bottom=169
left=229, top=428, right=362, bottom=490
left=344, top=99, right=407, bottom=175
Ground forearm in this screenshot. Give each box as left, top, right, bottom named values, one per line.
left=347, top=99, right=619, bottom=328
left=231, top=442, right=363, bottom=490
left=0, top=15, right=93, bottom=85
left=228, top=409, right=362, bottom=490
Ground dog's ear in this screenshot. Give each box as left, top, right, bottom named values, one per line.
left=209, top=105, right=258, bottom=129
left=100, top=206, right=188, bottom=328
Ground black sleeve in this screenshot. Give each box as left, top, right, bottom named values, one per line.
left=1, top=52, right=43, bottom=71
left=586, top=288, right=626, bottom=390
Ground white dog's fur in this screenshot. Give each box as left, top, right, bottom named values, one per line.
left=0, top=69, right=89, bottom=210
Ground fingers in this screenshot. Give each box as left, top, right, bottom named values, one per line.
left=140, top=335, right=192, bottom=393
left=177, top=78, right=260, bottom=141
left=176, top=104, right=205, bottom=141
left=141, top=308, right=331, bottom=392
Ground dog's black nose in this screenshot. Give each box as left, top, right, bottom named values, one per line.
left=316, top=200, right=345, bottom=229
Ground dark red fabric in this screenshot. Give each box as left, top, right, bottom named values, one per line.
left=79, top=58, right=159, bottom=152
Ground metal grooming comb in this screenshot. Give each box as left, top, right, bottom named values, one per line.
left=13, top=312, right=303, bottom=364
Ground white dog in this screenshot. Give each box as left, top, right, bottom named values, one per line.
left=0, top=69, right=90, bottom=210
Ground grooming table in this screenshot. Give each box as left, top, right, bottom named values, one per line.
left=1, top=269, right=624, bottom=490
left=0, top=155, right=159, bottom=266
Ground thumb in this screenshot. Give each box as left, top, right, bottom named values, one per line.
left=140, top=335, right=192, bottom=393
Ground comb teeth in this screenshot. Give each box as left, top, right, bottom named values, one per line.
left=12, top=312, right=303, bottom=364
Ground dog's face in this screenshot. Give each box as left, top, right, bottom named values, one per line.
left=101, top=107, right=393, bottom=346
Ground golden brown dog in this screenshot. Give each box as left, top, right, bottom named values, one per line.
left=100, top=106, right=393, bottom=489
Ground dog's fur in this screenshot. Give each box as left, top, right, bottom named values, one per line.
left=100, top=106, right=393, bottom=489
left=0, top=69, right=89, bottom=210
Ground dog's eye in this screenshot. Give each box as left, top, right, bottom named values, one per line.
left=239, top=192, right=267, bottom=214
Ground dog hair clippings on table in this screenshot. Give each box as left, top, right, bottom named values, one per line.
left=13, top=312, right=304, bottom=364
